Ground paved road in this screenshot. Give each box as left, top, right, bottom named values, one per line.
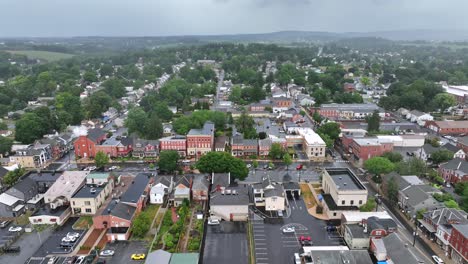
left=203, top=222, right=248, bottom=264
left=101, top=240, right=147, bottom=264
left=0, top=228, right=54, bottom=264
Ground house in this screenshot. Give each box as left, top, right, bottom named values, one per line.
left=187, top=122, right=215, bottom=158
left=419, top=143, right=465, bottom=161
left=449, top=224, right=468, bottom=264
left=249, top=103, right=267, bottom=112
left=150, top=176, right=173, bottom=204
left=438, top=158, right=468, bottom=184
left=171, top=175, right=192, bottom=207
left=272, top=97, right=292, bottom=113
left=243, top=139, right=258, bottom=157
left=210, top=186, right=249, bottom=221
left=420, top=208, right=468, bottom=255
left=349, top=137, right=393, bottom=165
left=214, top=136, right=227, bottom=152
left=163, top=123, right=174, bottom=135
left=294, top=127, right=326, bottom=162
left=296, top=94, right=315, bottom=107
left=74, top=128, right=107, bottom=158
left=321, top=168, right=368, bottom=219
left=132, top=138, right=159, bottom=159
left=43, top=171, right=89, bottom=209
left=443, top=143, right=466, bottom=160
left=258, top=139, right=272, bottom=157
left=370, top=233, right=423, bottom=264
left=9, top=144, right=51, bottom=168
left=159, top=135, right=187, bottom=157
left=252, top=176, right=286, bottom=211
left=343, top=216, right=397, bottom=249
left=231, top=134, right=245, bottom=157
left=406, top=110, right=433, bottom=126
left=95, top=136, right=133, bottom=158
left=191, top=174, right=210, bottom=202
left=93, top=173, right=153, bottom=241
left=343, top=83, right=356, bottom=93
left=398, top=184, right=440, bottom=216
left=426, top=120, right=468, bottom=135
left=456, top=136, right=468, bottom=157
left=70, top=173, right=114, bottom=215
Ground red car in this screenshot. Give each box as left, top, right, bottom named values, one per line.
left=299, top=236, right=311, bottom=241
left=296, top=164, right=303, bottom=170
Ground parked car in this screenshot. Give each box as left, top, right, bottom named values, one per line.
left=294, top=253, right=301, bottom=264
left=246, top=164, right=252, bottom=169
left=131, top=254, right=146, bottom=260
left=208, top=218, right=220, bottom=225
left=75, top=256, right=86, bottom=264
left=432, top=255, right=444, bottom=264
left=301, top=240, right=313, bottom=246
left=299, top=236, right=311, bottom=242
left=47, top=257, right=58, bottom=264
left=66, top=232, right=80, bottom=239
left=100, top=250, right=115, bottom=256
left=8, top=226, right=22, bottom=232
left=0, top=220, right=11, bottom=228
left=282, top=227, right=295, bottom=234
left=277, top=210, right=284, bottom=217
left=62, top=236, right=77, bottom=243
left=296, top=164, right=303, bottom=170
left=3, top=246, right=20, bottom=253
left=96, top=260, right=106, bottom=264
left=65, top=256, right=77, bottom=264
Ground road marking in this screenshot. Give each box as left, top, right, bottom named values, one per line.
left=256, top=243, right=267, bottom=245
left=254, top=234, right=266, bottom=237
left=283, top=244, right=300, bottom=248
left=255, top=238, right=266, bottom=241
left=255, top=247, right=267, bottom=250
left=282, top=240, right=299, bottom=244
left=256, top=252, right=268, bottom=255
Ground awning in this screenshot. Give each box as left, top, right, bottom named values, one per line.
left=13, top=204, right=25, bottom=212
left=418, top=219, right=436, bottom=233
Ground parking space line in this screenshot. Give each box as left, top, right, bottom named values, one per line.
left=256, top=242, right=267, bottom=245
left=255, top=238, right=266, bottom=241
left=256, top=252, right=268, bottom=255
left=255, top=247, right=267, bottom=250
left=254, top=234, right=266, bottom=237
left=283, top=244, right=300, bottom=248
left=256, top=258, right=269, bottom=260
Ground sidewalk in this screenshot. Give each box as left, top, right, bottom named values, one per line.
left=305, top=183, right=329, bottom=220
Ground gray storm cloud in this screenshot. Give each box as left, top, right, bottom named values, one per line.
left=0, top=0, right=466, bottom=37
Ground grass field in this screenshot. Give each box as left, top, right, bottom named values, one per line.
left=8, top=50, right=75, bottom=61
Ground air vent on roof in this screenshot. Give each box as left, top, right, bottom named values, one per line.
left=343, top=183, right=347, bottom=186
left=339, top=176, right=342, bottom=180
left=107, top=208, right=111, bottom=213
left=90, top=188, right=96, bottom=194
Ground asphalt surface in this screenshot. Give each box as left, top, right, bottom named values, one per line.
left=0, top=227, right=53, bottom=264
left=101, top=240, right=147, bottom=264
left=203, top=222, right=248, bottom=264
left=251, top=197, right=345, bottom=264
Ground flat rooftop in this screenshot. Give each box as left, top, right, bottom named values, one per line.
left=326, top=168, right=366, bottom=191
left=72, top=184, right=106, bottom=199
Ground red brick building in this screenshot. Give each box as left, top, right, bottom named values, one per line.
left=94, top=136, right=133, bottom=158
left=74, top=128, right=107, bottom=158
left=186, top=122, right=215, bottom=158
left=449, top=224, right=468, bottom=264
left=159, top=135, right=187, bottom=157
left=250, top=103, right=266, bottom=112
left=350, top=138, right=393, bottom=164
left=426, top=120, right=468, bottom=135
left=438, top=158, right=468, bottom=184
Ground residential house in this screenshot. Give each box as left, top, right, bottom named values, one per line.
left=187, top=121, right=215, bottom=158
left=296, top=94, right=315, bottom=107
left=419, top=143, right=466, bottom=162
left=159, top=135, right=187, bottom=157
left=132, top=138, right=159, bottom=159
left=439, top=158, right=468, bottom=184
left=252, top=176, right=286, bottom=211
left=93, top=173, right=153, bottom=241
left=406, top=110, right=434, bottom=126
left=214, top=136, right=227, bottom=152
left=450, top=224, right=468, bottom=264
left=0, top=176, right=40, bottom=218
left=163, top=124, right=174, bottom=135
left=258, top=139, right=272, bottom=157
left=343, top=216, right=397, bottom=249
left=272, top=97, right=292, bottom=113
left=95, top=136, right=133, bottom=158
left=426, top=120, right=468, bottom=135
left=210, top=186, right=249, bottom=221
left=420, top=208, right=468, bottom=254
left=0, top=166, right=9, bottom=189
left=243, top=139, right=258, bottom=157
left=10, top=144, right=51, bottom=168
left=315, top=103, right=384, bottom=120
left=399, top=184, right=440, bottom=216
left=456, top=136, right=468, bottom=157
left=249, top=103, right=267, bottom=112
left=171, top=175, right=192, bottom=207
left=191, top=174, right=210, bottom=202
left=343, top=83, right=356, bottom=93
left=70, top=173, right=114, bottom=215
left=74, top=128, right=107, bottom=158
left=321, top=168, right=368, bottom=219
left=231, top=134, right=245, bottom=157
left=444, top=143, right=466, bottom=160
left=150, top=175, right=173, bottom=204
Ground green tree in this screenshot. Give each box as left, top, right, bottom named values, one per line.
left=386, top=176, right=399, bottom=206
left=312, top=111, right=323, bottom=124
left=312, top=89, right=329, bottom=106
left=196, top=152, right=248, bottom=180
left=397, top=158, right=427, bottom=176
left=455, top=182, right=468, bottom=195
left=235, top=111, right=256, bottom=139
left=252, top=160, right=259, bottom=169
left=432, top=93, right=457, bottom=113
left=283, top=153, right=292, bottom=170
left=431, top=149, right=454, bottom=164
left=2, top=168, right=25, bottom=186
left=361, top=77, right=371, bottom=87
left=131, top=212, right=151, bottom=238
left=55, top=92, right=83, bottom=125
left=100, top=64, right=114, bottom=77
left=125, top=107, right=147, bottom=136
left=366, top=110, right=380, bottom=132
left=102, top=77, right=126, bottom=98
left=84, top=91, right=113, bottom=119
left=317, top=122, right=341, bottom=141
left=360, top=198, right=377, bottom=212
left=153, top=103, right=174, bottom=122
left=94, top=151, right=109, bottom=168
left=381, top=152, right=403, bottom=163
left=364, top=157, right=395, bottom=183
left=0, top=136, right=13, bottom=155
left=318, top=132, right=334, bottom=148
left=158, top=151, right=180, bottom=173
left=144, top=114, right=163, bottom=140
left=83, top=71, right=98, bottom=82
left=269, top=143, right=284, bottom=159
left=15, top=113, right=47, bottom=144
left=444, top=200, right=460, bottom=209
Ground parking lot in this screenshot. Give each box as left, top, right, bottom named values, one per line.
left=251, top=197, right=345, bottom=264
left=203, top=222, right=248, bottom=264
left=100, top=240, right=147, bottom=264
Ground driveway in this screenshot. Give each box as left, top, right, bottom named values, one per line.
left=101, top=240, right=147, bottom=264
left=203, top=222, right=248, bottom=264
left=251, top=197, right=345, bottom=264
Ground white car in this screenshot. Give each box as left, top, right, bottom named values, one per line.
left=47, top=257, right=58, bottom=264
left=208, top=218, right=220, bottom=225
left=62, top=236, right=76, bottom=243
left=432, top=255, right=444, bottom=263
left=75, top=256, right=85, bottom=264
left=67, top=232, right=80, bottom=239
left=100, top=249, right=115, bottom=256
left=282, top=227, right=295, bottom=234
left=8, top=226, right=22, bottom=232
left=294, top=253, right=301, bottom=264
left=246, top=164, right=252, bottom=169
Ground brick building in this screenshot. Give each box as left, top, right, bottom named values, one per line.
left=187, top=122, right=215, bottom=159
left=349, top=138, right=393, bottom=164
left=74, top=128, right=107, bottom=158
left=426, top=120, right=468, bottom=135
left=159, top=135, right=187, bottom=157
left=450, top=224, right=468, bottom=264
left=438, top=158, right=468, bottom=184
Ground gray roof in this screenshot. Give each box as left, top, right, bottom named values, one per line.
left=452, top=224, right=468, bottom=238
left=120, top=173, right=152, bottom=203
left=423, top=143, right=439, bottom=155
left=264, top=187, right=284, bottom=198
left=0, top=166, right=8, bottom=178
left=308, top=250, right=373, bottom=264
left=87, top=128, right=106, bottom=142
left=102, top=200, right=136, bottom=221
left=188, top=121, right=214, bottom=136
left=9, top=177, right=37, bottom=195
left=27, top=171, right=63, bottom=183
left=154, top=175, right=172, bottom=188
left=212, top=173, right=230, bottom=188
left=442, top=143, right=461, bottom=153
left=243, top=139, right=258, bottom=147
left=440, top=158, right=468, bottom=173
left=232, top=134, right=244, bottom=145
left=367, top=217, right=397, bottom=232
left=346, top=224, right=369, bottom=239
left=72, top=184, right=106, bottom=199
left=192, top=175, right=210, bottom=191
left=424, top=208, right=468, bottom=227
left=327, top=168, right=366, bottom=191
left=210, top=187, right=249, bottom=206
left=283, top=181, right=300, bottom=191
left=401, top=185, right=437, bottom=208
left=381, top=233, right=421, bottom=264
left=146, top=250, right=171, bottom=264
left=258, top=139, right=272, bottom=148
left=174, top=175, right=192, bottom=188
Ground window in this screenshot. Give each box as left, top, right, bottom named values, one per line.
left=84, top=201, right=91, bottom=206
left=333, top=213, right=337, bottom=216
left=350, top=200, right=354, bottom=205
left=85, top=208, right=92, bottom=213
left=359, top=200, right=363, bottom=205
left=72, top=201, right=75, bottom=206
left=341, top=200, right=345, bottom=205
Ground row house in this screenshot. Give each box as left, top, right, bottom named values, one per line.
left=349, top=137, right=394, bottom=165
left=426, top=120, right=468, bottom=135
left=132, top=139, right=159, bottom=158
left=259, top=139, right=272, bottom=157
left=438, top=158, right=468, bottom=184
left=343, top=83, right=356, bottom=93
left=457, top=136, right=468, bottom=159
left=186, top=122, right=215, bottom=158
left=271, top=96, right=292, bottom=113
left=343, top=216, right=397, bottom=250
left=231, top=134, right=259, bottom=157
left=95, top=136, right=133, bottom=158
left=74, top=128, right=107, bottom=158
left=314, top=103, right=385, bottom=120
left=450, top=224, right=468, bottom=264
left=159, top=135, right=187, bottom=157
left=420, top=208, right=468, bottom=255
left=214, top=136, right=228, bottom=152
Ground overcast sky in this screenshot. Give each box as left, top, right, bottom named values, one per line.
left=0, top=0, right=467, bottom=37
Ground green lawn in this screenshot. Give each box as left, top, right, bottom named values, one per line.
left=8, top=50, right=75, bottom=62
